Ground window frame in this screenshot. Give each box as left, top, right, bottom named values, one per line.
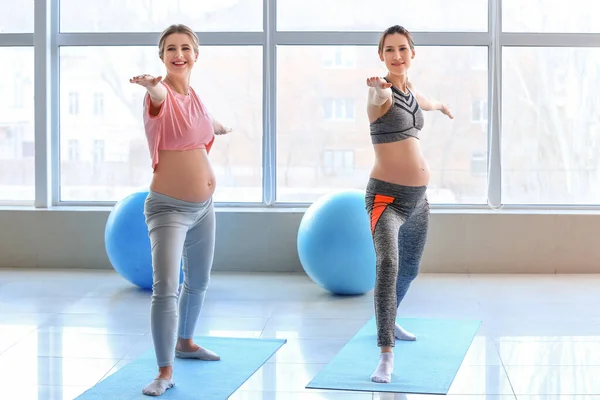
left=4, top=0, right=598, bottom=210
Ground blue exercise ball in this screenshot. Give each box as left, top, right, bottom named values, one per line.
left=297, top=189, right=376, bottom=295
left=104, top=190, right=183, bottom=290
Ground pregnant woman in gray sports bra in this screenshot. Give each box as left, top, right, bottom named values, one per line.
left=365, top=24, right=454, bottom=384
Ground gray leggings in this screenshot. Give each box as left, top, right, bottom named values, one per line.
left=365, top=178, right=429, bottom=348
left=144, top=190, right=216, bottom=367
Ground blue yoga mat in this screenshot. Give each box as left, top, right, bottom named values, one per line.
left=306, top=317, right=481, bottom=394
left=76, top=336, right=286, bottom=400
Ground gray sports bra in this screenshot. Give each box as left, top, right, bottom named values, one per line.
left=369, top=77, right=424, bottom=144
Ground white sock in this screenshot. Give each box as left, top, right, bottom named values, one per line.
left=395, top=323, right=416, bottom=341
left=142, top=378, right=174, bottom=396
left=371, top=352, right=394, bottom=383
left=175, top=345, right=220, bottom=361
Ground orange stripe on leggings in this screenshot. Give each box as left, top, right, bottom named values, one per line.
left=370, top=194, right=395, bottom=234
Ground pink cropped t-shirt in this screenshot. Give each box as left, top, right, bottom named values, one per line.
left=143, top=82, right=215, bottom=170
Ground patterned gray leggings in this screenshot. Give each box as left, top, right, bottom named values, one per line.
left=365, top=178, right=430, bottom=347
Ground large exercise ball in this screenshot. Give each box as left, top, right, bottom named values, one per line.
left=297, top=189, right=376, bottom=295
left=104, top=190, right=183, bottom=290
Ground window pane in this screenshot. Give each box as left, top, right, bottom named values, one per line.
left=59, top=46, right=262, bottom=202
left=277, top=0, right=487, bottom=32
left=59, top=0, right=262, bottom=33
left=502, top=47, right=600, bottom=204
left=502, top=0, right=600, bottom=33
left=0, top=47, right=34, bottom=202
left=276, top=46, right=488, bottom=204
left=0, top=0, right=33, bottom=33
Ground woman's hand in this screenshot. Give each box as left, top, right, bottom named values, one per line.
left=440, top=104, right=454, bottom=119
left=213, top=119, right=232, bottom=135
left=215, top=126, right=232, bottom=135
left=366, top=77, right=392, bottom=90
left=129, top=74, right=162, bottom=88
left=367, top=77, right=392, bottom=107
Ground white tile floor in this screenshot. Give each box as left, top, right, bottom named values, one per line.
left=1, top=269, right=600, bottom=399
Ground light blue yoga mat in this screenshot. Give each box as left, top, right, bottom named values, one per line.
left=306, top=317, right=481, bottom=394
left=76, top=336, right=286, bottom=400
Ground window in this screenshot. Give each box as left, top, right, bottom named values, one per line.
left=0, top=47, right=34, bottom=203
left=323, top=150, right=355, bottom=176
left=93, top=140, right=105, bottom=163
left=276, top=45, right=489, bottom=204
left=22, top=141, right=34, bottom=158
left=471, top=99, right=487, bottom=123
left=470, top=47, right=487, bottom=71
left=0, top=0, right=34, bottom=33
left=68, top=92, right=80, bottom=115
left=502, top=47, right=600, bottom=204
left=59, top=0, right=263, bottom=32
left=0, top=128, right=18, bottom=160
left=277, top=0, right=488, bottom=32
left=13, top=74, right=30, bottom=109
left=323, top=47, right=356, bottom=69
left=93, top=93, right=104, bottom=116
left=323, top=99, right=355, bottom=121
left=59, top=46, right=262, bottom=202
left=470, top=151, right=487, bottom=176
left=502, top=0, right=600, bottom=33
left=10, top=0, right=600, bottom=209
left=68, top=140, right=80, bottom=162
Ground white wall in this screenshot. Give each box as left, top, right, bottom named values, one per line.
left=1, top=209, right=599, bottom=274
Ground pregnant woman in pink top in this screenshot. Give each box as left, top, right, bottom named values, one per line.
left=129, top=24, right=231, bottom=397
